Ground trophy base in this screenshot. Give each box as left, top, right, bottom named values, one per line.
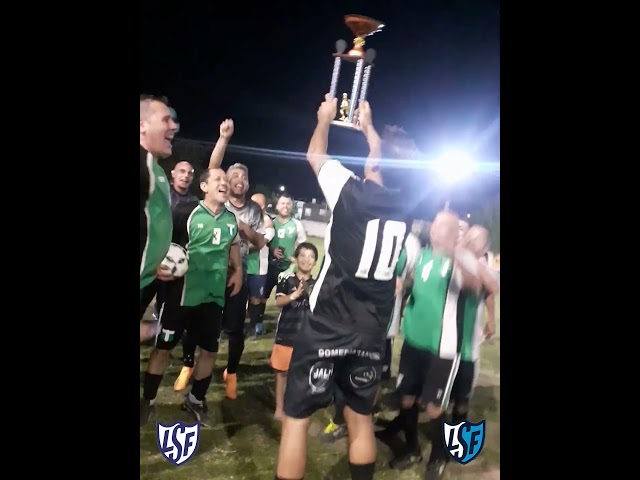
left=331, top=119, right=362, bottom=131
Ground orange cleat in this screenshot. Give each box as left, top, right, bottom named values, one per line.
left=223, top=368, right=237, bottom=399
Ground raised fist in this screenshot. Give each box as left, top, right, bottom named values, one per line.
left=220, top=119, right=234, bottom=140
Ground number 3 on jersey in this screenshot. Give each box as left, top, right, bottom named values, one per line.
left=355, top=219, right=407, bottom=281
left=212, top=227, right=221, bottom=245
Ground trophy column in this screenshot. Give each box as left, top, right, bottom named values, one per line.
left=326, top=15, right=385, bottom=132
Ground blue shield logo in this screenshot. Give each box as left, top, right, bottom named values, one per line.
left=442, top=419, right=485, bottom=465
left=156, top=421, right=200, bottom=466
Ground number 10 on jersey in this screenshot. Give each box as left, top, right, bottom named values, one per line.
left=355, top=220, right=407, bottom=281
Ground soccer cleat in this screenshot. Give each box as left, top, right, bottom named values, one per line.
left=140, top=398, right=155, bottom=428
left=322, top=418, right=347, bottom=442
left=173, top=366, right=193, bottom=392
left=223, top=369, right=237, bottom=399
left=182, top=395, right=211, bottom=427
left=424, top=459, right=448, bottom=480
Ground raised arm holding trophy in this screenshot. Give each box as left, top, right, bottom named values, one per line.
left=327, top=14, right=385, bottom=131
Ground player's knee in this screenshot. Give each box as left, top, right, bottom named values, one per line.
left=401, top=395, right=416, bottom=410
left=425, top=401, right=444, bottom=419
left=344, top=405, right=373, bottom=430
left=249, top=297, right=261, bottom=305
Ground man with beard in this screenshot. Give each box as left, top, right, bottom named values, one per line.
left=220, top=163, right=267, bottom=399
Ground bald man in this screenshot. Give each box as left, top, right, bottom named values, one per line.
left=246, top=193, right=275, bottom=336
left=140, top=159, right=199, bottom=328
left=448, top=225, right=498, bottom=444
left=377, top=212, right=499, bottom=479
left=170, top=161, right=199, bottom=207
left=458, top=219, right=470, bottom=242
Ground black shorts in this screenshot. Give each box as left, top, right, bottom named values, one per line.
left=284, top=319, right=385, bottom=419
left=450, top=360, right=477, bottom=404
left=222, top=282, right=249, bottom=335
left=140, top=280, right=158, bottom=321
left=140, top=279, right=168, bottom=321
left=382, top=338, right=394, bottom=380
left=247, top=274, right=267, bottom=299
left=395, top=341, right=460, bottom=408
left=264, top=264, right=284, bottom=299
left=156, top=278, right=223, bottom=353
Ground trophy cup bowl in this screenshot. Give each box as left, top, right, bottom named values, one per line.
left=327, top=15, right=385, bottom=131
left=333, top=15, right=385, bottom=63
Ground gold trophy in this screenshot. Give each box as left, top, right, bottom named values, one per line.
left=328, top=15, right=385, bottom=131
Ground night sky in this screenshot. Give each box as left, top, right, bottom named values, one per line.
left=140, top=0, right=500, bottom=218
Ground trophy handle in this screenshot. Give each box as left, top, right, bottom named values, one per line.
left=329, top=40, right=348, bottom=99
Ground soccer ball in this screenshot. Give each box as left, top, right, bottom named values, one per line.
left=161, top=243, right=189, bottom=278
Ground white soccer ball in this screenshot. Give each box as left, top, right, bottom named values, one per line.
left=161, top=243, right=189, bottom=278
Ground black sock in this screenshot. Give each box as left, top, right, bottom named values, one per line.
left=452, top=408, right=468, bottom=425
left=333, top=404, right=345, bottom=425
left=382, top=409, right=406, bottom=436
left=404, top=404, right=420, bottom=450
left=258, top=302, right=266, bottom=322
left=182, top=333, right=196, bottom=367
left=426, top=414, right=448, bottom=463
left=190, top=375, right=213, bottom=401
left=348, top=462, right=375, bottom=480
left=248, top=303, right=261, bottom=329
left=143, top=373, right=163, bottom=401
left=226, top=332, right=244, bottom=374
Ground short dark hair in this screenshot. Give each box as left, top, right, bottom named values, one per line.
left=294, top=242, right=318, bottom=260
left=381, top=125, right=418, bottom=161
left=139, top=94, right=169, bottom=106
left=200, top=169, right=212, bottom=183
left=277, top=193, right=293, bottom=201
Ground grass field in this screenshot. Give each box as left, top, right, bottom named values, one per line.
left=140, top=236, right=500, bottom=479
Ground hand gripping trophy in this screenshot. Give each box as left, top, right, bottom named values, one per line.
left=327, top=14, right=385, bottom=131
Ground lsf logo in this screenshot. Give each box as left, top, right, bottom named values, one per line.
left=442, top=419, right=485, bottom=465
left=157, top=421, right=200, bottom=466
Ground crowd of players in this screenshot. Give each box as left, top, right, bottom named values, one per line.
left=140, top=93, right=500, bottom=480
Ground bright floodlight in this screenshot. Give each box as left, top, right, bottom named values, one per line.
left=434, top=150, right=475, bottom=184
left=279, top=185, right=285, bottom=192
left=466, top=213, right=471, bottom=218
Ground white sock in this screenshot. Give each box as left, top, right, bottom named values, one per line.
left=188, top=392, right=202, bottom=405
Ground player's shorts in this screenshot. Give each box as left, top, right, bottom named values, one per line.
left=270, top=343, right=293, bottom=372
left=382, top=338, right=394, bottom=380
left=247, top=274, right=267, bottom=299
left=265, top=264, right=285, bottom=299
left=155, top=278, right=223, bottom=353
left=140, top=279, right=158, bottom=321
left=284, top=319, right=385, bottom=419
left=222, top=282, right=249, bottom=335
left=450, top=359, right=478, bottom=405
left=395, top=341, right=460, bottom=409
